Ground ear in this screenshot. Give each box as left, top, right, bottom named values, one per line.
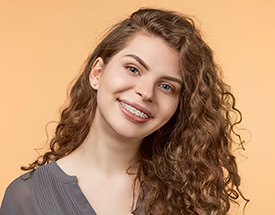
left=89, top=57, right=104, bottom=90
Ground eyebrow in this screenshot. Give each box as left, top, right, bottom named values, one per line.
left=162, top=75, right=183, bottom=86
left=124, top=54, right=183, bottom=86
left=124, top=54, right=150, bottom=70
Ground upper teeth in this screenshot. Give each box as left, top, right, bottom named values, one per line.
left=120, top=102, right=149, bottom=119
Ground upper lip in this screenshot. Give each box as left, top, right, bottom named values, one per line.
left=118, top=99, right=153, bottom=118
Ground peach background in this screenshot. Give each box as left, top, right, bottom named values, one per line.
left=0, top=0, right=274, bottom=214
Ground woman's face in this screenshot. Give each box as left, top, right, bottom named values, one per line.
left=90, top=33, right=182, bottom=142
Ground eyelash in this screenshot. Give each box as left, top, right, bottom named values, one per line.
left=127, top=66, right=140, bottom=75
left=159, top=83, right=175, bottom=93
left=126, top=65, right=176, bottom=93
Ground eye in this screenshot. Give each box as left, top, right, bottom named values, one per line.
left=159, top=83, right=174, bottom=92
left=127, top=66, right=139, bottom=75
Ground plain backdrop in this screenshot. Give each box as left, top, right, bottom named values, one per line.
left=1, top=1, right=274, bottom=214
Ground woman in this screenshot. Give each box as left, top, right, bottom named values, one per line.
left=0, top=8, right=247, bottom=215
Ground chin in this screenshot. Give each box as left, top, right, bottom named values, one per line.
left=112, top=126, right=153, bottom=142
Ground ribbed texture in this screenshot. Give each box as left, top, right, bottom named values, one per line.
left=33, top=166, right=80, bottom=214
left=1, top=161, right=97, bottom=215
left=33, top=161, right=97, bottom=215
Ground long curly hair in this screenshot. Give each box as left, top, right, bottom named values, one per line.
left=23, top=8, right=248, bottom=214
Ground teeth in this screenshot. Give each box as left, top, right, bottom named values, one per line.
left=120, top=102, right=149, bottom=119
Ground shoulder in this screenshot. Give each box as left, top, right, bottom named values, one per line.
left=0, top=171, right=38, bottom=215
left=1, top=161, right=77, bottom=215
left=1, top=162, right=59, bottom=214
left=2, top=161, right=74, bottom=194
left=3, top=171, right=34, bottom=199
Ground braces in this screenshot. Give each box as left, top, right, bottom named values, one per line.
left=120, top=102, right=149, bottom=118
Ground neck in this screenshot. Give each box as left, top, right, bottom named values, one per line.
left=86, top=128, right=141, bottom=173
left=63, top=125, right=142, bottom=177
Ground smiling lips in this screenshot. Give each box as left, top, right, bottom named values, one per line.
left=118, top=100, right=152, bottom=123
left=120, top=101, right=149, bottom=118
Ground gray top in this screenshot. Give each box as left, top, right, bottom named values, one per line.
left=0, top=161, right=98, bottom=215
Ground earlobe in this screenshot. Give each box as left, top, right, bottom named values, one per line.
left=89, top=57, right=104, bottom=90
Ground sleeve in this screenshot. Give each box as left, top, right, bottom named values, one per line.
left=0, top=173, right=41, bottom=215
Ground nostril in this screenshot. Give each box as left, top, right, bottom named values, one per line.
left=135, top=83, right=154, bottom=102
left=137, top=92, right=142, bottom=97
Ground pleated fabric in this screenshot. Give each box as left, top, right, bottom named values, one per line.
left=0, top=161, right=96, bottom=215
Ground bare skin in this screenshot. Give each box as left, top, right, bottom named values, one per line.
left=57, top=129, right=140, bottom=215
left=57, top=33, right=181, bottom=215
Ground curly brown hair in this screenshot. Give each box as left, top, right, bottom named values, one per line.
left=23, top=8, right=248, bottom=215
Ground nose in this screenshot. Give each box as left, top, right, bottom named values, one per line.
left=135, top=80, right=154, bottom=102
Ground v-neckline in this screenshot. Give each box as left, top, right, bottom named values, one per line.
left=49, top=160, right=98, bottom=214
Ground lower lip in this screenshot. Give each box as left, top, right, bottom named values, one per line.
left=117, top=101, right=150, bottom=123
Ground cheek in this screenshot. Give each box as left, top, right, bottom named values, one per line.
left=100, top=67, right=133, bottom=91
left=160, top=98, right=179, bottom=120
